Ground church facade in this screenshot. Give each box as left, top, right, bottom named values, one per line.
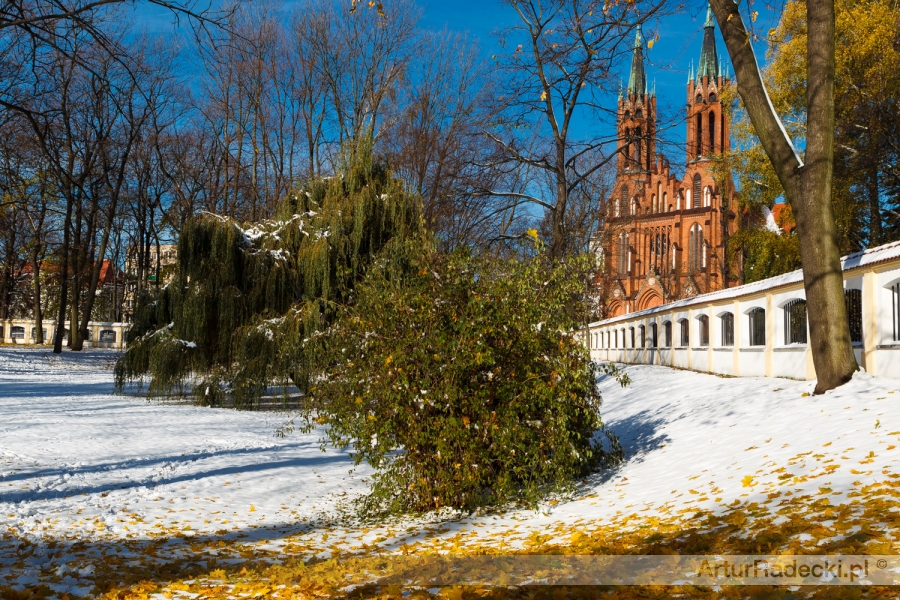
left=599, top=9, right=740, bottom=318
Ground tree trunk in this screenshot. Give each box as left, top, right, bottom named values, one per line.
left=53, top=199, right=73, bottom=354
left=709, top=0, right=857, bottom=393
left=31, top=246, right=43, bottom=344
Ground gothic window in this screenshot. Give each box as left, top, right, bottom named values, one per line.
left=663, top=192, right=668, bottom=211
left=614, top=330, right=618, bottom=348
left=630, top=327, right=635, bottom=348
left=708, top=93, right=717, bottom=103
left=784, top=299, right=808, bottom=345
left=748, top=308, right=766, bottom=346
left=651, top=194, right=657, bottom=213
left=689, top=224, right=704, bottom=271
left=639, top=325, right=645, bottom=348
left=650, top=323, right=658, bottom=347
left=696, top=94, right=703, bottom=104
left=721, top=312, right=734, bottom=346
left=709, top=112, right=716, bottom=154
left=656, top=183, right=662, bottom=212
left=695, top=112, right=703, bottom=154
left=663, top=321, right=672, bottom=347
left=621, top=328, right=626, bottom=348
left=619, top=186, right=628, bottom=217
left=845, top=289, right=863, bottom=344
left=617, top=232, right=629, bottom=275
left=693, top=174, right=702, bottom=208
left=636, top=109, right=643, bottom=118
left=634, top=128, right=643, bottom=168
left=679, top=318, right=689, bottom=347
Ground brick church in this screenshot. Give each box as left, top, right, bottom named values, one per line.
left=600, top=8, right=739, bottom=318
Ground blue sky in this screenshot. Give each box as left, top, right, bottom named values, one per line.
left=127, top=0, right=779, bottom=170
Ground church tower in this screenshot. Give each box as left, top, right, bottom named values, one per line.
left=686, top=5, right=729, bottom=162
left=616, top=25, right=657, bottom=176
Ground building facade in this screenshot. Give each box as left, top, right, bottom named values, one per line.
left=599, top=9, right=738, bottom=318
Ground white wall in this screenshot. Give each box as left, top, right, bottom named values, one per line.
left=586, top=252, right=900, bottom=381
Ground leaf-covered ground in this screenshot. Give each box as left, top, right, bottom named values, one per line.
left=2, top=348, right=900, bottom=599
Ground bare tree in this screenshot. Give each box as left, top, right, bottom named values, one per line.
left=486, top=0, right=671, bottom=257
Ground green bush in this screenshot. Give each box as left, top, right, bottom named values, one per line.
left=307, top=243, right=622, bottom=515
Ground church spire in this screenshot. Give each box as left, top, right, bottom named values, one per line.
left=627, top=24, right=646, bottom=96
left=697, top=3, right=719, bottom=80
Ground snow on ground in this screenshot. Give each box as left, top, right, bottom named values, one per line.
left=2, top=347, right=900, bottom=597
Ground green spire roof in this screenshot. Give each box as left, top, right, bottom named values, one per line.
left=697, top=4, right=719, bottom=80
left=627, top=25, right=646, bottom=96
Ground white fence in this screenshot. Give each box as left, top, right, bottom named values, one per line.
left=586, top=240, right=900, bottom=381
left=0, top=320, right=130, bottom=349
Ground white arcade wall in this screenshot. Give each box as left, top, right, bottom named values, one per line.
left=585, top=240, right=900, bottom=381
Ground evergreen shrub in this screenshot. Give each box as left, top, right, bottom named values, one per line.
left=306, top=243, right=623, bottom=515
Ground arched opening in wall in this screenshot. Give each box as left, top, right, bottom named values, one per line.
left=678, top=318, right=690, bottom=347
left=619, top=186, right=628, bottom=218
left=629, top=326, right=635, bottom=348
left=709, top=112, right=716, bottom=154
left=693, top=174, right=702, bottom=208
left=890, top=279, right=900, bottom=342
left=663, top=192, right=668, bottom=212
left=783, top=298, right=808, bottom=344
left=708, top=93, right=717, bottom=103
left=845, top=289, right=863, bottom=344
left=695, top=112, right=703, bottom=155
left=638, top=325, right=646, bottom=348
left=695, top=94, right=703, bottom=104
left=637, top=289, right=662, bottom=311
left=720, top=312, right=734, bottom=346
left=656, top=183, right=662, bottom=213
left=748, top=308, right=766, bottom=346
left=650, top=322, right=658, bottom=347
left=651, top=194, right=657, bottom=213
left=31, top=327, right=47, bottom=341
left=614, top=330, right=619, bottom=348
left=10, top=326, right=24, bottom=340
left=663, top=321, right=672, bottom=347
left=697, top=314, right=709, bottom=346
left=621, top=328, right=627, bottom=348
left=636, top=109, right=643, bottom=118
left=607, top=299, right=625, bottom=318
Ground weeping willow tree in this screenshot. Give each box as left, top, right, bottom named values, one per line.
left=115, top=146, right=424, bottom=406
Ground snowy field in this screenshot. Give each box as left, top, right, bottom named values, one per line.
left=2, top=346, right=900, bottom=597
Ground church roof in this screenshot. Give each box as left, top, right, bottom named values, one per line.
left=627, top=25, right=647, bottom=96
left=697, top=4, right=719, bottom=80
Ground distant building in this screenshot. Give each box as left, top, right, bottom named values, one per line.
left=123, top=244, right=177, bottom=321
left=125, top=244, right=178, bottom=282
left=596, top=9, right=741, bottom=318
